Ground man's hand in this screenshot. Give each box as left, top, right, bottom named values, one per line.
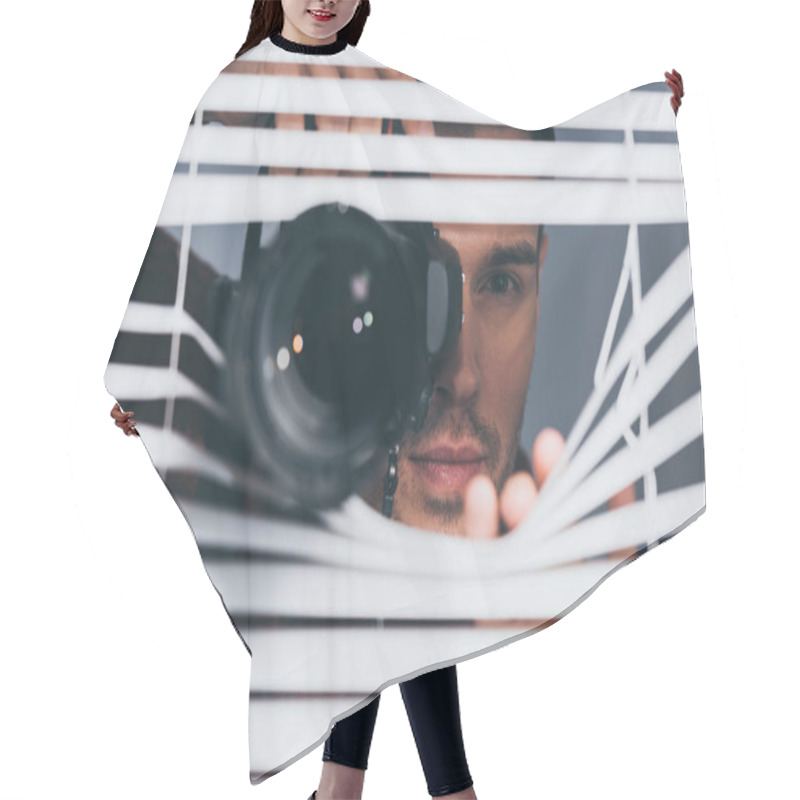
left=111, top=402, right=139, bottom=436
left=665, top=69, right=684, bottom=116
left=463, top=427, right=635, bottom=539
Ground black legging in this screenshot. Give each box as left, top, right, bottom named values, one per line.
left=323, top=664, right=473, bottom=797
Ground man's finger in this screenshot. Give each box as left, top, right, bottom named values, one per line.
left=463, top=474, right=499, bottom=539
left=608, top=483, right=636, bottom=510
left=531, top=427, right=566, bottom=488
left=499, top=472, right=538, bottom=531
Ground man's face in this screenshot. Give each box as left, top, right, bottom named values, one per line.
left=362, top=222, right=548, bottom=536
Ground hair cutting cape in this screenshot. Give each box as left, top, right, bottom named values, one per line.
left=104, top=33, right=705, bottom=784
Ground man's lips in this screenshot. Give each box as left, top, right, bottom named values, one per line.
left=409, top=444, right=486, bottom=493
left=412, top=445, right=484, bottom=463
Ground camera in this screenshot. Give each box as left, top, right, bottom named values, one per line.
left=207, top=203, right=463, bottom=510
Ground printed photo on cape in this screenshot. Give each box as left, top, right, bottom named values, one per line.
left=104, top=34, right=705, bottom=782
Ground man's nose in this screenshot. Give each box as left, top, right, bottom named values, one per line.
left=430, top=296, right=480, bottom=405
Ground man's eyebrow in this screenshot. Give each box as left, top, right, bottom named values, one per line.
left=482, top=239, right=539, bottom=269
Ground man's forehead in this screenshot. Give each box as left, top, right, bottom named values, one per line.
left=431, top=223, right=541, bottom=269
left=433, top=222, right=540, bottom=247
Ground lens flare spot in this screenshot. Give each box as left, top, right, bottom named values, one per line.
left=363, top=310, right=373, bottom=327
left=276, top=347, right=291, bottom=371
left=292, top=333, right=304, bottom=354
left=350, top=271, right=369, bottom=302
left=352, top=316, right=364, bottom=334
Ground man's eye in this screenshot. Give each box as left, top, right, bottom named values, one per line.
left=480, top=271, right=520, bottom=297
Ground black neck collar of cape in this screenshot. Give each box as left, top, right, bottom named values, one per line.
left=269, top=31, right=348, bottom=55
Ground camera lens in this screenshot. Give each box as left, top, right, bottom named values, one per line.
left=227, top=204, right=428, bottom=508
left=292, top=245, right=394, bottom=427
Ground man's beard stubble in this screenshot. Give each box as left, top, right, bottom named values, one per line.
left=390, top=401, right=525, bottom=536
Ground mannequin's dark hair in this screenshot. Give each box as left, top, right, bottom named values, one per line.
left=236, top=0, right=371, bottom=59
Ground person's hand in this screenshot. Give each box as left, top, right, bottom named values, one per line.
left=463, top=427, right=635, bottom=539
left=665, top=69, right=684, bottom=116
left=110, top=402, right=139, bottom=437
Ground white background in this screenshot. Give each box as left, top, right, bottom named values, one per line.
left=1, top=1, right=797, bottom=798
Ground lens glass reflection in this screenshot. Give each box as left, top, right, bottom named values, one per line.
left=288, top=252, right=394, bottom=428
